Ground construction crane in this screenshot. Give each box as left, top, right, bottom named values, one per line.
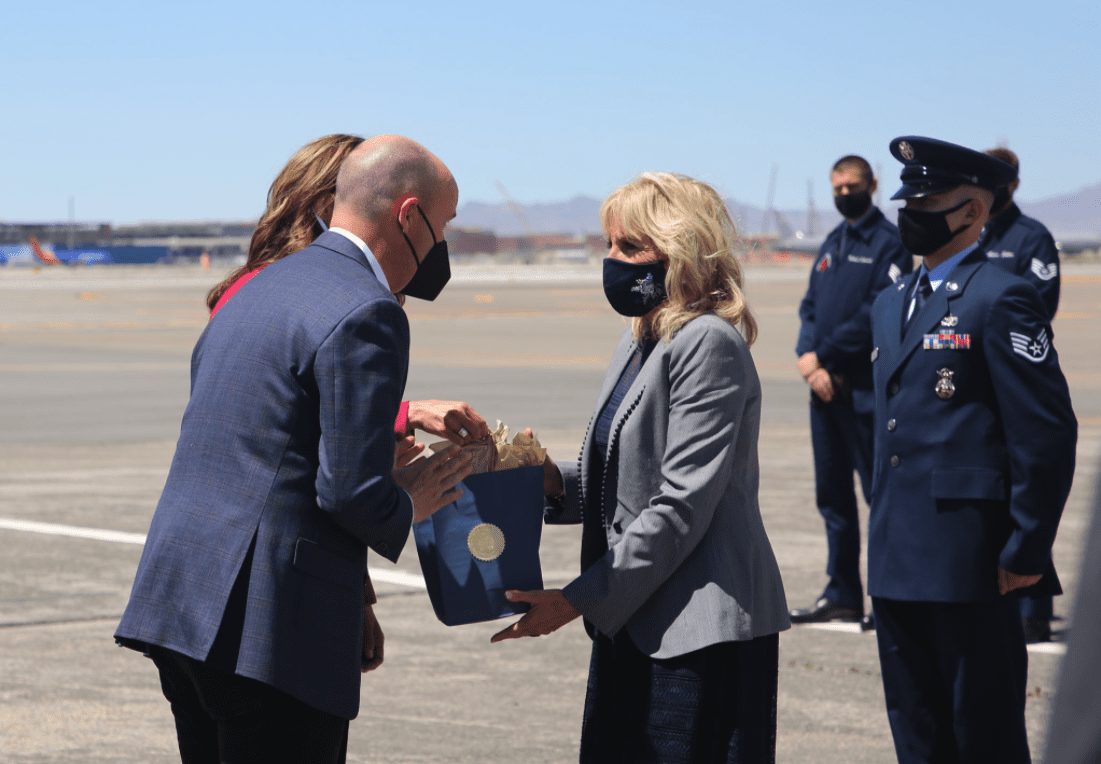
left=495, top=180, right=540, bottom=264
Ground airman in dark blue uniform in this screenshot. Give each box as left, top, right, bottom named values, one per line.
left=981, top=147, right=1061, bottom=321
left=980, top=147, right=1064, bottom=643
left=791, top=155, right=912, bottom=625
left=869, top=136, right=1077, bottom=763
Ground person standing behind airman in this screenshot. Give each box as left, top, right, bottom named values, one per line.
left=790, top=155, right=911, bottom=627
left=980, top=146, right=1063, bottom=644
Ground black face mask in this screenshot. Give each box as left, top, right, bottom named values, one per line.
left=603, top=258, right=668, bottom=316
left=834, top=190, right=872, bottom=220
left=897, top=199, right=972, bottom=257
left=399, top=205, right=450, bottom=301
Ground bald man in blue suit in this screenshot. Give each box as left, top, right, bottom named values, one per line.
left=116, top=135, right=472, bottom=763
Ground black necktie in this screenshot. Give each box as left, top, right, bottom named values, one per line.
left=903, top=274, right=932, bottom=336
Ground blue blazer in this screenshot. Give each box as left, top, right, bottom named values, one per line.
left=868, top=247, right=1076, bottom=602
left=116, top=232, right=412, bottom=719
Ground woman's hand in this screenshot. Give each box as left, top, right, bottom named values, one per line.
left=407, top=400, right=491, bottom=445
left=490, top=589, right=580, bottom=643
left=520, top=428, right=563, bottom=497
left=541, top=454, right=564, bottom=497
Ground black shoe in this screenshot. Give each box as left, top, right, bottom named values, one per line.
left=1023, top=618, right=1052, bottom=644
left=790, top=597, right=862, bottom=624
left=860, top=613, right=876, bottom=632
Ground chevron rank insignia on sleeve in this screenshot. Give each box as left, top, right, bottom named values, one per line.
left=1030, top=259, right=1058, bottom=281
left=1010, top=328, right=1051, bottom=362
left=888, top=263, right=901, bottom=283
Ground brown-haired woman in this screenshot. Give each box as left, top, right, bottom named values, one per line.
left=208, top=133, right=490, bottom=450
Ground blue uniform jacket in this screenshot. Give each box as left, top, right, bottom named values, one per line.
left=796, top=207, right=912, bottom=401
left=115, top=232, right=412, bottom=719
left=980, top=203, right=1060, bottom=320
left=868, top=248, right=1076, bottom=602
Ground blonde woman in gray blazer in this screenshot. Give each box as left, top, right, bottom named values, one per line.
left=493, top=173, right=790, bottom=763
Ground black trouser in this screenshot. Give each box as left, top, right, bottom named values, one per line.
left=149, top=647, right=349, bottom=764
left=809, top=390, right=874, bottom=609
left=580, top=631, right=779, bottom=764
left=873, top=597, right=1030, bottom=764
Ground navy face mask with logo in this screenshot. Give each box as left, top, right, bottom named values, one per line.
left=400, top=205, right=451, bottom=301
left=602, top=258, right=668, bottom=316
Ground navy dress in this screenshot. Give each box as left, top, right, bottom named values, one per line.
left=578, top=338, right=779, bottom=764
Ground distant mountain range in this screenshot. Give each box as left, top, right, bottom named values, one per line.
left=454, top=182, right=1101, bottom=239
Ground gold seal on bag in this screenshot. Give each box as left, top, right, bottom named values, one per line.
left=467, top=523, right=506, bottom=561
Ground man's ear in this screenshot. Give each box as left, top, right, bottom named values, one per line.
left=969, top=194, right=990, bottom=222
left=869, top=177, right=878, bottom=195
left=392, top=195, right=420, bottom=230
left=1008, top=178, right=1020, bottom=196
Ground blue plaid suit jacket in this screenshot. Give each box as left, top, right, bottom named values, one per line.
left=116, top=232, right=412, bottom=719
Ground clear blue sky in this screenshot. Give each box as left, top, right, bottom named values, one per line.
left=4, top=0, right=1098, bottom=223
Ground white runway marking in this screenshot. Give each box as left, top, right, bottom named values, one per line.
left=0, top=517, right=147, bottom=545
left=799, top=621, right=1067, bottom=655
left=0, top=517, right=426, bottom=590
left=0, top=517, right=1075, bottom=651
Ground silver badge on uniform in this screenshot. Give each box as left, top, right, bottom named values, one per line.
left=935, top=368, right=956, bottom=400
left=899, top=141, right=915, bottom=161
left=940, top=314, right=959, bottom=328
left=945, top=281, right=959, bottom=292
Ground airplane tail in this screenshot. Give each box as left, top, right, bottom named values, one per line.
left=28, top=236, right=61, bottom=265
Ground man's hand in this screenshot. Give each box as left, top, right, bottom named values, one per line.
left=490, top=589, right=580, bottom=643
left=807, top=367, right=835, bottom=403
left=407, top=400, right=491, bottom=445
left=394, top=447, right=474, bottom=522
left=998, top=568, right=1042, bottom=595
left=393, top=435, right=425, bottom=469
left=361, top=604, right=384, bottom=673
left=797, top=351, right=820, bottom=380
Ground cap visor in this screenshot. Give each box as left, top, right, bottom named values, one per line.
left=890, top=181, right=959, bottom=200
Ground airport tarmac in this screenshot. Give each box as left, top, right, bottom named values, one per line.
left=1, top=262, right=1098, bottom=763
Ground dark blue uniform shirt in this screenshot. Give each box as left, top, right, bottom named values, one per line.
left=979, top=203, right=1060, bottom=320
left=797, top=207, right=912, bottom=391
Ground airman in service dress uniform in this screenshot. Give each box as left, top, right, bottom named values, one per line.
left=980, top=146, right=1063, bottom=642
left=868, top=136, right=1077, bottom=763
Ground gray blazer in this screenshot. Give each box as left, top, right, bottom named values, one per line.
left=549, top=313, right=790, bottom=658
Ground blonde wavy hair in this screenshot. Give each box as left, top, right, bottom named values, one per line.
left=600, top=172, right=757, bottom=345
left=206, top=133, right=364, bottom=310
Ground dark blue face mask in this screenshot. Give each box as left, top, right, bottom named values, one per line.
left=399, top=205, right=451, bottom=301
left=602, top=257, right=668, bottom=316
